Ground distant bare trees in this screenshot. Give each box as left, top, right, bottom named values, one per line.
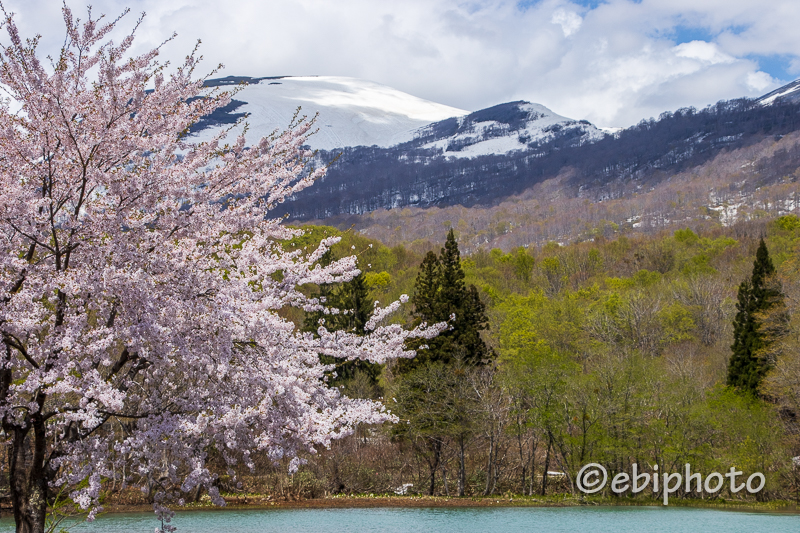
left=340, top=132, right=800, bottom=255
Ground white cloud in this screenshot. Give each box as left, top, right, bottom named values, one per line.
left=673, top=41, right=734, bottom=64
left=550, top=9, right=582, bottom=37
left=746, top=71, right=774, bottom=92
left=0, top=0, right=797, bottom=128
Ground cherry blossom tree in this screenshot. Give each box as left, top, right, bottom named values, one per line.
left=0, top=6, right=440, bottom=532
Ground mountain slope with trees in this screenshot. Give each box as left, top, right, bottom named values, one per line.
left=278, top=95, right=800, bottom=220
left=329, top=127, right=800, bottom=253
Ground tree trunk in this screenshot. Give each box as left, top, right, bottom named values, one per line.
left=458, top=436, right=466, bottom=497
left=490, top=435, right=502, bottom=496
left=483, top=433, right=494, bottom=496
left=331, top=454, right=344, bottom=494
left=426, top=438, right=442, bottom=496
left=541, top=434, right=552, bottom=496
left=9, top=423, right=48, bottom=533
left=192, top=484, right=204, bottom=503
left=528, top=432, right=537, bottom=496
left=516, top=421, right=526, bottom=496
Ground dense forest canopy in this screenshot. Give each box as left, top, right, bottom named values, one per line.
left=188, top=215, right=800, bottom=503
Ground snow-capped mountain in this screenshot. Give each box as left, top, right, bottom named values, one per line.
left=757, top=78, right=800, bottom=105
left=276, top=95, right=800, bottom=220
left=273, top=100, right=610, bottom=219
left=189, top=77, right=609, bottom=219
left=190, top=75, right=800, bottom=222
left=193, top=76, right=604, bottom=157
left=193, top=76, right=467, bottom=150
left=410, top=101, right=605, bottom=158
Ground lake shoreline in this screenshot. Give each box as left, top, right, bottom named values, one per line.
left=100, top=494, right=800, bottom=515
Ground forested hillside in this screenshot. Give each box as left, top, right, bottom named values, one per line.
left=294, top=217, right=799, bottom=501
left=324, top=128, right=800, bottom=253
left=106, top=215, right=800, bottom=503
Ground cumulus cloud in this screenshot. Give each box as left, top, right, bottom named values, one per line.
left=1, top=0, right=797, bottom=127
left=551, top=9, right=582, bottom=37
left=746, top=71, right=773, bottom=92
left=673, top=41, right=734, bottom=64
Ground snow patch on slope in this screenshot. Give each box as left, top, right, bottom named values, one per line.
left=424, top=135, right=531, bottom=158
left=192, top=76, right=467, bottom=150
left=418, top=102, right=605, bottom=159
left=757, top=79, right=800, bottom=106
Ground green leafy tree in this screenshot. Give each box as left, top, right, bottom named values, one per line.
left=389, top=359, right=479, bottom=496
left=728, top=239, right=784, bottom=395
left=392, top=230, right=492, bottom=495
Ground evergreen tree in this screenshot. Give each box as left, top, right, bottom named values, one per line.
left=304, top=265, right=381, bottom=389
left=727, top=239, right=784, bottom=395
left=411, top=251, right=442, bottom=324
left=335, top=271, right=373, bottom=335
left=399, top=229, right=491, bottom=373
left=393, top=230, right=491, bottom=494
left=330, top=271, right=382, bottom=384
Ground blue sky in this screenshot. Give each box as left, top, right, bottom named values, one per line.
left=752, top=55, right=795, bottom=83
left=671, top=25, right=792, bottom=81
left=3, top=0, right=798, bottom=127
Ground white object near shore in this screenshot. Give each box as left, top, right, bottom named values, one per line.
left=394, top=483, right=414, bottom=495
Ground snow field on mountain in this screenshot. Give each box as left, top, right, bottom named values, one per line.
left=192, top=76, right=468, bottom=150
left=420, top=103, right=605, bottom=159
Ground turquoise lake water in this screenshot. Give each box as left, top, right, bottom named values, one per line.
left=1, top=506, right=798, bottom=532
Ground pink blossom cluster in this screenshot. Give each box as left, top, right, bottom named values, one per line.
left=0, top=6, right=443, bottom=522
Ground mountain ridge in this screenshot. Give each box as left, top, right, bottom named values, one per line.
left=191, top=76, right=800, bottom=233
left=276, top=95, right=800, bottom=220
left=757, top=78, right=800, bottom=106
